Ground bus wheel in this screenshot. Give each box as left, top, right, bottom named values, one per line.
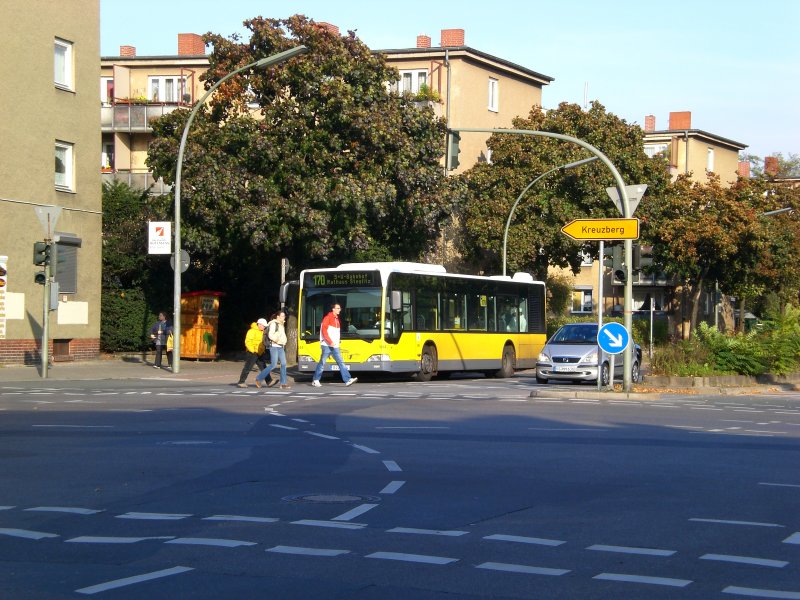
left=496, top=344, right=516, bottom=378
left=416, top=345, right=437, bottom=382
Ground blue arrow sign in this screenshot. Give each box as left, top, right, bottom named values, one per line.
left=597, top=322, right=630, bottom=355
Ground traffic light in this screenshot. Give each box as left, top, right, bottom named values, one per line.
left=632, top=243, right=641, bottom=271
left=447, top=131, right=461, bottom=171
left=34, top=272, right=46, bottom=285
left=33, top=241, right=51, bottom=266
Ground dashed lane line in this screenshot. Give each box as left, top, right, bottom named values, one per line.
left=383, top=460, right=402, bottom=472
left=75, top=566, right=194, bottom=595
left=291, top=519, right=365, bottom=530
left=116, top=512, right=192, bottom=521
left=690, top=518, right=784, bottom=528
left=387, top=527, right=468, bottom=537
left=477, top=562, right=569, bottom=576
left=379, top=481, right=405, bottom=494
left=484, top=534, right=565, bottom=546
left=25, top=506, right=101, bottom=515
left=203, top=515, right=278, bottom=523
left=722, top=586, right=800, bottom=599
left=332, top=504, right=379, bottom=522
left=366, top=551, right=458, bottom=565
left=593, top=573, right=692, bottom=588
left=587, top=544, right=675, bottom=556
left=700, top=554, right=788, bottom=568
left=267, top=545, right=350, bottom=557
left=67, top=536, right=175, bottom=544
left=165, top=537, right=257, bottom=548
left=0, top=527, right=58, bottom=540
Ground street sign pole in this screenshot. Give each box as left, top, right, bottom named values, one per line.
left=597, top=240, right=604, bottom=392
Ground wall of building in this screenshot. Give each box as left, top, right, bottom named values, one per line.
left=0, top=0, right=102, bottom=364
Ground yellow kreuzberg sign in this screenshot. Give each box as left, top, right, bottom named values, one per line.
left=561, top=218, right=639, bottom=241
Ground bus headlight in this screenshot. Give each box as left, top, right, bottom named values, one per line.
left=367, top=354, right=390, bottom=362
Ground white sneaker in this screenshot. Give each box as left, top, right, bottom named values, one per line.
left=311, top=380, right=322, bottom=387
left=345, top=377, right=358, bottom=386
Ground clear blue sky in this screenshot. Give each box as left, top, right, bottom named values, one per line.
left=100, top=0, right=799, bottom=162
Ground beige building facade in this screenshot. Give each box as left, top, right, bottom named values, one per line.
left=0, top=0, right=102, bottom=365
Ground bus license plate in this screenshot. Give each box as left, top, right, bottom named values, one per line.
left=331, top=365, right=339, bottom=371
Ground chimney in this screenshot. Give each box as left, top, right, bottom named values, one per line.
left=644, top=115, right=656, bottom=132
left=417, top=34, right=431, bottom=48
left=120, top=45, right=136, bottom=57
left=669, top=111, right=692, bottom=130
left=737, top=161, right=751, bottom=179
left=765, top=156, right=779, bottom=176
left=440, top=28, right=465, bottom=47
left=178, top=33, right=205, bottom=56
left=318, top=22, right=340, bottom=36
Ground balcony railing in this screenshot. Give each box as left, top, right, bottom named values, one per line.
left=101, top=103, right=183, bottom=132
left=101, top=170, right=172, bottom=196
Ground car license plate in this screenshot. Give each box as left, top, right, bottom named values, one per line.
left=554, top=365, right=577, bottom=372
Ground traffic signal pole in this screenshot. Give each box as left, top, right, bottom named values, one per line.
left=41, top=242, right=51, bottom=379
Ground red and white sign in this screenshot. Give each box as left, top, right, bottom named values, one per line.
left=148, top=221, right=172, bottom=255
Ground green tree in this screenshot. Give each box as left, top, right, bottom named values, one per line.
left=456, top=101, right=670, bottom=279
left=147, top=15, right=449, bottom=272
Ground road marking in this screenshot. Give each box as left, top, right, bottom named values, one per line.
left=388, top=527, right=468, bottom=537
left=166, top=537, right=257, bottom=547
left=291, top=418, right=309, bottom=423
left=116, top=512, right=191, bottom=520
left=269, top=424, right=297, bottom=431
left=588, top=544, right=675, bottom=556
left=332, top=504, right=379, bottom=521
left=350, top=443, right=380, bottom=454
left=305, top=431, right=339, bottom=440
left=67, top=536, right=175, bottom=544
left=292, top=519, right=365, bottom=530
left=25, top=506, right=101, bottom=515
left=594, top=573, right=691, bottom=587
left=375, top=426, right=450, bottom=429
left=784, top=532, right=800, bottom=544
left=722, top=586, right=800, bottom=598
left=203, top=515, right=278, bottom=523
left=32, top=424, right=113, bottom=429
left=701, top=553, right=788, bottom=568
left=366, top=551, right=457, bottom=565
left=0, top=527, right=58, bottom=540
left=0, top=506, right=14, bottom=511
left=380, top=481, right=405, bottom=494
left=529, top=427, right=608, bottom=432
left=484, top=534, right=565, bottom=546
left=760, top=482, right=800, bottom=489
left=75, top=566, right=194, bottom=595
left=383, top=460, right=402, bottom=472
left=267, top=545, right=349, bottom=557
left=690, top=518, right=784, bottom=528
left=476, top=562, right=569, bottom=576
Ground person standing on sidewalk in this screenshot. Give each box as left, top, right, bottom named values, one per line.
left=236, top=318, right=269, bottom=388
left=149, top=312, right=172, bottom=370
left=311, top=303, right=357, bottom=387
left=255, top=310, right=291, bottom=389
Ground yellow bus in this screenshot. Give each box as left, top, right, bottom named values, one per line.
left=294, top=262, right=546, bottom=381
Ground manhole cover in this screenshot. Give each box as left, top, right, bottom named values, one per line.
left=283, top=493, right=382, bottom=504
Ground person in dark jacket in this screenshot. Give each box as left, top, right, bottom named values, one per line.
left=236, top=318, right=269, bottom=387
left=149, top=311, right=173, bottom=370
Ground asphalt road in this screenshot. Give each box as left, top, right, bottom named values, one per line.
left=1, top=373, right=799, bottom=599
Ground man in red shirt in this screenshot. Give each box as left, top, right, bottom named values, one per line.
left=311, top=303, right=357, bottom=387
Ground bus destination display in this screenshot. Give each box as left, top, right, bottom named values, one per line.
left=304, top=270, right=379, bottom=288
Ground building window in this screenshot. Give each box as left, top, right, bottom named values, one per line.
left=55, top=141, right=74, bottom=191
left=644, top=143, right=669, bottom=158
left=100, top=77, right=114, bottom=105
left=101, top=142, right=114, bottom=170
left=54, top=38, right=74, bottom=90
left=706, top=147, right=715, bottom=172
left=395, top=69, right=429, bottom=95
left=571, top=288, right=593, bottom=313
left=148, top=76, right=187, bottom=103
left=488, top=78, right=499, bottom=112
left=54, top=233, right=82, bottom=294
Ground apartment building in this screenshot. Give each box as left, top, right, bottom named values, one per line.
left=100, top=27, right=553, bottom=191
left=0, top=0, right=102, bottom=365
left=101, top=33, right=210, bottom=193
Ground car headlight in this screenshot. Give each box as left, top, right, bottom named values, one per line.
left=538, top=351, right=550, bottom=362
left=582, top=349, right=598, bottom=364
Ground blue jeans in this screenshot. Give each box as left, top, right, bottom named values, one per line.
left=313, top=344, right=353, bottom=383
left=256, top=346, right=287, bottom=385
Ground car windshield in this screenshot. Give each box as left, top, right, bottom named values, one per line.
left=550, top=324, right=598, bottom=344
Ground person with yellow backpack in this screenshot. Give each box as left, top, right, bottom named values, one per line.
left=236, top=318, right=269, bottom=388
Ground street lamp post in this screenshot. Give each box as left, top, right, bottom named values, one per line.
left=171, top=45, right=308, bottom=374
left=502, top=156, right=598, bottom=276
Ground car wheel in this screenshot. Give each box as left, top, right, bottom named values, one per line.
left=496, top=344, right=516, bottom=378
left=600, top=362, right=610, bottom=387
left=416, top=345, right=437, bottom=382
left=631, top=360, right=641, bottom=384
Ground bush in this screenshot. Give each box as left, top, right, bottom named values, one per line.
left=101, top=288, right=155, bottom=352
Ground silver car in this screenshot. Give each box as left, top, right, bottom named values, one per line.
left=536, top=323, right=641, bottom=385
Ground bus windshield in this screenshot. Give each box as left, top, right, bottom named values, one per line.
left=300, top=286, right=384, bottom=341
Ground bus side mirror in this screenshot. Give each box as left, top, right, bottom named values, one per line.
left=391, top=290, right=402, bottom=311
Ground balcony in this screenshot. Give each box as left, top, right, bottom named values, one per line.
left=101, top=103, right=183, bottom=133
left=101, top=170, right=172, bottom=196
